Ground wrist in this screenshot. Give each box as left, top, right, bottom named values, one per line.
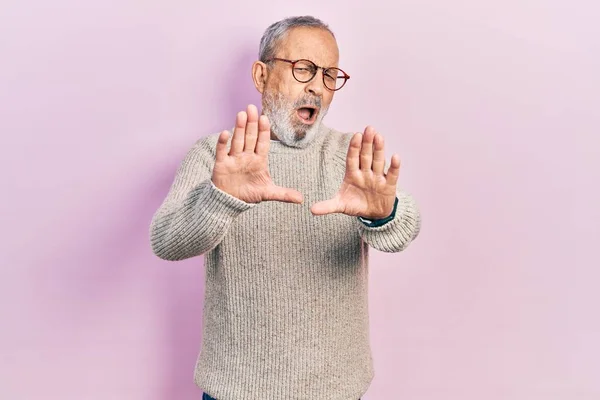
left=358, top=197, right=398, bottom=228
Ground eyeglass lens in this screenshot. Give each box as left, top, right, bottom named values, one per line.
left=291, top=60, right=347, bottom=91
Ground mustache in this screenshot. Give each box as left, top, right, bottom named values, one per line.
left=293, top=96, right=322, bottom=109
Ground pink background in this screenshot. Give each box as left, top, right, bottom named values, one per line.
left=1, top=1, right=598, bottom=399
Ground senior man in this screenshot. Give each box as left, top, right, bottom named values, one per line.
left=150, top=15, right=421, bottom=400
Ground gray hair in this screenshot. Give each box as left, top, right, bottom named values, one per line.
left=258, top=16, right=335, bottom=63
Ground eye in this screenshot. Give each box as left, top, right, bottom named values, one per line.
left=324, top=71, right=337, bottom=81
left=294, top=60, right=317, bottom=76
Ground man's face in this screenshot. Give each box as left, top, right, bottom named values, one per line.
left=258, top=27, right=340, bottom=148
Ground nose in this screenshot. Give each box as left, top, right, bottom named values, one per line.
left=304, top=69, right=324, bottom=97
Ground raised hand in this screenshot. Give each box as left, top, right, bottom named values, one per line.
left=211, top=104, right=303, bottom=204
left=311, top=126, right=400, bottom=219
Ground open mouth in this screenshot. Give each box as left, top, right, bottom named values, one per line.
left=296, top=106, right=318, bottom=125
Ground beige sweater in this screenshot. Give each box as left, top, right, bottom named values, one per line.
left=150, top=123, right=421, bottom=400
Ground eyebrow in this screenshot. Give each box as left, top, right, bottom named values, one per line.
left=288, top=57, right=340, bottom=67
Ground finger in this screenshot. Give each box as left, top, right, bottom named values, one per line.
left=346, top=133, right=362, bottom=171
left=360, top=126, right=376, bottom=171
left=263, top=185, right=304, bottom=204
left=215, top=130, right=230, bottom=162
left=386, top=154, right=401, bottom=186
left=372, top=133, right=386, bottom=176
left=229, top=111, right=247, bottom=155
left=243, top=104, right=260, bottom=152
left=255, top=115, right=271, bottom=156
left=310, top=198, right=343, bottom=216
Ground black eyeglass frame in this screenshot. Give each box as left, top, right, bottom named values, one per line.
left=267, top=57, right=351, bottom=91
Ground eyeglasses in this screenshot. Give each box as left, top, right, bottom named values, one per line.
left=268, top=58, right=350, bottom=91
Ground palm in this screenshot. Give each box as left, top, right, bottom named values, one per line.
left=212, top=105, right=303, bottom=204
left=212, top=152, right=273, bottom=204
left=333, top=175, right=397, bottom=218
left=311, top=127, right=400, bottom=220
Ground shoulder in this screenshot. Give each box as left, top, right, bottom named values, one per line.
left=176, top=132, right=222, bottom=172
left=185, top=132, right=221, bottom=158
left=319, top=124, right=355, bottom=164
left=194, top=132, right=221, bottom=153
left=320, top=125, right=354, bottom=151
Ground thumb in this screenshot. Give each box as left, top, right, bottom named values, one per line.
left=310, top=198, right=342, bottom=216
left=263, top=185, right=304, bottom=204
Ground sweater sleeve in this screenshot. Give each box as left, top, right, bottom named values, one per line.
left=149, top=135, right=254, bottom=261
left=354, top=187, right=421, bottom=252
left=331, top=132, right=422, bottom=253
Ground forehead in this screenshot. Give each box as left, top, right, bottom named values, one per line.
left=276, top=27, right=340, bottom=67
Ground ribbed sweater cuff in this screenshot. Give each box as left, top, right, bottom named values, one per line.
left=355, top=192, right=421, bottom=252
left=192, top=180, right=255, bottom=218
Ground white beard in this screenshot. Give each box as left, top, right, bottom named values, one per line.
left=262, top=91, right=329, bottom=148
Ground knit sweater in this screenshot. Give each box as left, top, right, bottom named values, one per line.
left=149, top=123, right=421, bottom=400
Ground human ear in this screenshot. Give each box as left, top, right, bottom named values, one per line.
left=252, top=61, right=268, bottom=94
